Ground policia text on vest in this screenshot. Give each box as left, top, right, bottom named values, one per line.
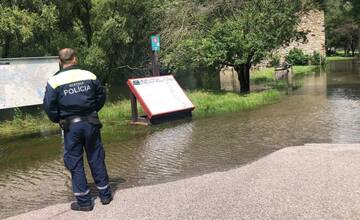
left=63, top=81, right=91, bottom=96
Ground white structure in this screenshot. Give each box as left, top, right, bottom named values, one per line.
left=0, top=57, right=59, bottom=109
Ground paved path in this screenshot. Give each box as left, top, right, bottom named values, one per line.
left=6, top=144, right=360, bottom=220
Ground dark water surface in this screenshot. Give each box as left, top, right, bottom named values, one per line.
left=1, top=61, right=360, bottom=219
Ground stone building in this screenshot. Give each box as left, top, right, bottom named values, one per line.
left=220, top=10, right=326, bottom=91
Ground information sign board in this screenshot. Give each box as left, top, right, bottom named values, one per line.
left=0, top=57, right=59, bottom=109
left=127, top=75, right=195, bottom=119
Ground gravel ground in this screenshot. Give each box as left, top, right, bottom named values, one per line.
left=6, top=144, right=360, bottom=220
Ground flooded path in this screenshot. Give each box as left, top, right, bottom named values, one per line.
left=1, top=61, right=360, bottom=219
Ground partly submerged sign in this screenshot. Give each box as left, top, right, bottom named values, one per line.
left=127, top=75, right=195, bottom=119
left=0, top=56, right=59, bottom=109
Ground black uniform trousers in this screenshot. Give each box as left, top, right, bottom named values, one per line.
left=63, top=121, right=111, bottom=206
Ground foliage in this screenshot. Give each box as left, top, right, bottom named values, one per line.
left=324, top=0, right=359, bottom=55
left=169, top=0, right=306, bottom=67
left=310, top=51, right=326, bottom=65
left=161, top=0, right=307, bottom=92
left=285, top=48, right=310, bottom=65
left=285, top=48, right=326, bottom=66
left=269, top=54, right=281, bottom=67
left=0, top=0, right=163, bottom=79
left=0, top=0, right=320, bottom=88
left=84, top=0, right=163, bottom=81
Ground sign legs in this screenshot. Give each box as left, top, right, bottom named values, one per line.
left=129, top=90, right=151, bottom=125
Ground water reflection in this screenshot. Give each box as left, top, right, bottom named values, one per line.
left=136, top=123, right=193, bottom=180
left=1, top=61, right=360, bottom=219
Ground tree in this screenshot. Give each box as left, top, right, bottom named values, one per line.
left=0, top=6, right=36, bottom=57
left=347, top=0, right=360, bottom=54
left=53, top=0, right=93, bottom=47
left=163, top=0, right=306, bottom=93
left=0, top=1, right=58, bottom=58
left=324, top=0, right=359, bottom=56
left=83, top=0, right=165, bottom=81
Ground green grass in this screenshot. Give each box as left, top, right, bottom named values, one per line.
left=326, top=56, right=356, bottom=61
left=0, top=112, right=57, bottom=138
left=101, top=90, right=282, bottom=121
left=334, top=50, right=358, bottom=56
left=188, top=90, right=281, bottom=117
left=292, top=65, right=319, bottom=76
left=0, top=90, right=282, bottom=139
left=99, top=100, right=132, bottom=125
left=250, top=68, right=274, bottom=84
left=251, top=65, right=317, bottom=84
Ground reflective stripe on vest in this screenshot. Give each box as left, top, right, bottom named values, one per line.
left=48, top=69, right=96, bottom=89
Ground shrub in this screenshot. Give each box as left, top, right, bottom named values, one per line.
left=269, top=53, right=281, bottom=67
left=310, top=51, right=326, bottom=66
left=285, top=48, right=309, bottom=65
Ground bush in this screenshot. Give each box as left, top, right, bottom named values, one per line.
left=311, top=51, right=326, bottom=66
left=269, top=53, right=281, bottom=67
left=285, top=48, right=310, bottom=65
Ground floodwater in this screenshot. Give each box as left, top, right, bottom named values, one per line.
left=1, top=61, right=360, bottom=219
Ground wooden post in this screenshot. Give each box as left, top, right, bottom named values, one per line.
left=152, top=51, right=160, bottom=76
left=130, top=91, right=138, bottom=123
left=150, top=32, right=160, bottom=76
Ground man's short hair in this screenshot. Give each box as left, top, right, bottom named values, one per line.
left=59, top=48, right=77, bottom=65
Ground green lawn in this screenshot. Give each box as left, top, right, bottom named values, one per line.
left=326, top=56, right=356, bottom=61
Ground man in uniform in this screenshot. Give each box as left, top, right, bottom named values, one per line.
left=43, top=48, right=112, bottom=211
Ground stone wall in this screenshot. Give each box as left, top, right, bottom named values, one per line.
left=220, top=66, right=240, bottom=91
left=277, top=10, right=326, bottom=62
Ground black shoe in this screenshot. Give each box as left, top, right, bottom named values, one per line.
left=100, top=196, right=113, bottom=205
left=70, top=202, right=94, bottom=211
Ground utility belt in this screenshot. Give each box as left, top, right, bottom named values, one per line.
left=59, top=112, right=102, bottom=132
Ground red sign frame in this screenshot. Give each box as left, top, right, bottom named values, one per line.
left=127, top=75, right=195, bottom=119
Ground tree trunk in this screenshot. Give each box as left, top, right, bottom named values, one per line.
left=3, top=37, right=10, bottom=58
left=358, top=28, right=360, bottom=59
left=351, top=36, right=356, bottom=57
left=82, top=9, right=92, bottom=46
left=235, top=63, right=251, bottom=93
left=78, top=0, right=93, bottom=46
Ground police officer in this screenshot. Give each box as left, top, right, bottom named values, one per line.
left=43, top=48, right=112, bottom=211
